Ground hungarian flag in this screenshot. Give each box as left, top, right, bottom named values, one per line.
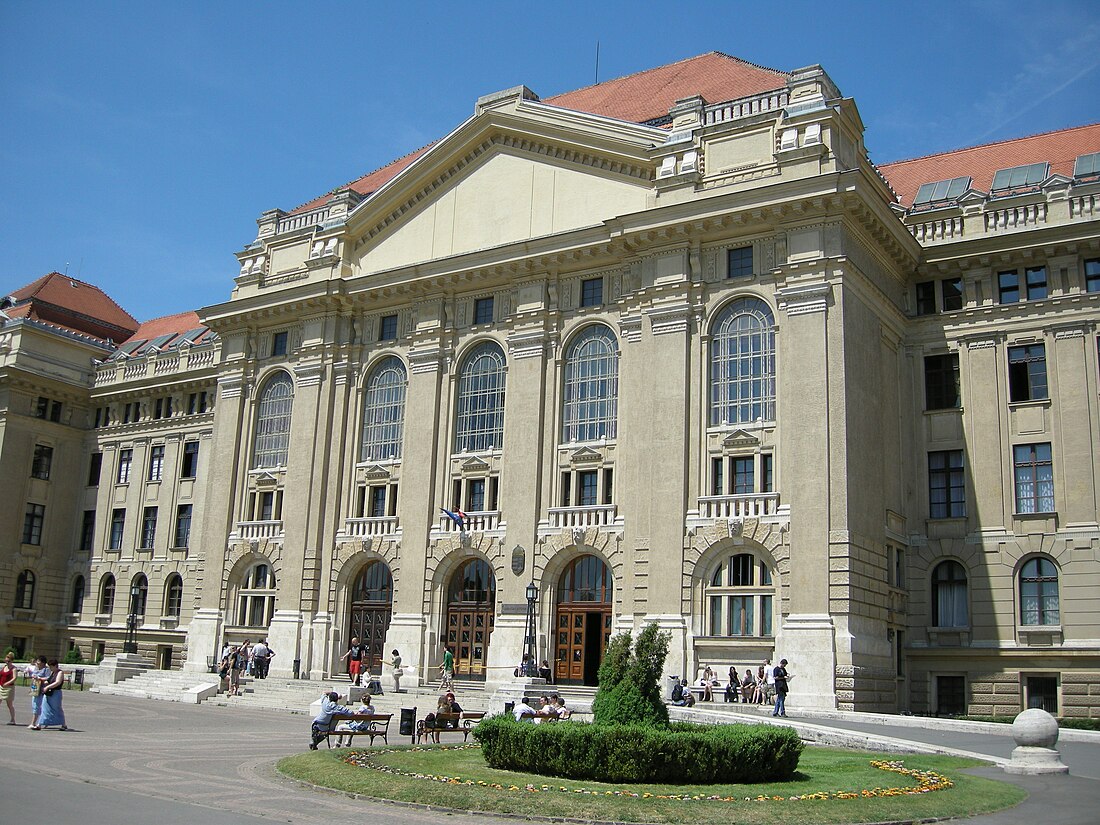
left=440, top=507, right=466, bottom=529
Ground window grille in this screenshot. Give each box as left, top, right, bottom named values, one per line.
left=709, top=298, right=776, bottom=425
left=360, top=357, right=407, bottom=461
left=454, top=343, right=506, bottom=453
left=562, top=325, right=618, bottom=442
left=253, top=372, right=294, bottom=468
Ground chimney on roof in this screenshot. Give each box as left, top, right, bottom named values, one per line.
left=475, top=85, right=540, bottom=115
left=669, top=96, right=706, bottom=130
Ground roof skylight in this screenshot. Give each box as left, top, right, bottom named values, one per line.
left=1074, top=152, right=1100, bottom=178
left=991, top=162, right=1049, bottom=192
left=913, top=176, right=971, bottom=206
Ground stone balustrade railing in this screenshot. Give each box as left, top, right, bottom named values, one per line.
left=276, top=207, right=331, bottom=234
left=704, top=90, right=790, bottom=126
left=233, top=520, right=284, bottom=540
left=342, top=516, right=399, bottom=538
left=696, top=493, right=780, bottom=519
left=94, top=343, right=218, bottom=387
left=437, top=510, right=501, bottom=533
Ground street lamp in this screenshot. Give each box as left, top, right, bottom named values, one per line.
left=523, top=581, right=538, bottom=677
left=123, top=584, right=140, bottom=654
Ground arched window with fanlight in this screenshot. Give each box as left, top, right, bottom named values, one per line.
left=454, top=343, right=506, bottom=453
left=360, top=357, right=407, bottom=461
left=931, top=560, right=968, bottom=628
left=1019, top=556, right=1059, bottom=626
left=252, top=371, right=294, bottom=468
left=236, top=562, right=276, bottom=628
left=562, top=325, right=619, bottom=443
left=99, top=574, right=116, bottom=615
left=70, top=575, right=85, bottom=615
left=709, top=298, right=776, bottom=426
left=131, top=574, right=148, bottom=617
left=15, top=570, right=36, bottom=610
left=705, top=552, right=776, bottom=637
left=165, top=573, right=184, bottom=618
left=445, top=558, right=496, bottom=676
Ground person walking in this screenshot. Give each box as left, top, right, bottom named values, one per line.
left=37, top=659, right=67, bottom=730
left=439, top=644, right=455, bottom=691
left=28, top=655, right=49, bottom=729
left=0, top=652, right=17, bottom=724
left=390, top=649, right=403, bottom=693
left=772, top=658, right=791, bottom=717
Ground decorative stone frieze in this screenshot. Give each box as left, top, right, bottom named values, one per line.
left=776, top=282, right=830, bottom=316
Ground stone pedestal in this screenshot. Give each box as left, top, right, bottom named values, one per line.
left=182, top=608, right=222, bottom=673
left=491, top=677, right=548, bottom=710
left=777, top=613, right=837, bottom=709
left=1004, top=708, right=1069, bottom=775
left=97, top=653, right=152, bottom=684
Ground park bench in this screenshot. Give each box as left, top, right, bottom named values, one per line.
left=416, top=710, right=486, bottom=743
left=324, top=712, right=392, bottom=748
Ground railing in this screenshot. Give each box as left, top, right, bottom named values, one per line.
left=1070, top=193, right=1097, bottom=219
left=984, top=202, right=1046, bottom=232
left=154, top=354, right=180, bottom=374
left=704, top=90, right=790, bottom=126
left=189, top=348, right=215, bottom=368
left=94, top=343, right=218, bottom=387
left=696, top=494, right=779, bottom=519
left=343, top=516, right=399, bottom=538
left=234, top=520, right=284, bottom=540
left=437, top=510, right=501, bottom=533
left=276, top=207, right=330, bottom=234
left=908, top=216, right=963, bottom=243
left=123, top=361, right=146, bottom=379
left=544, top=504, right=618, bottom=530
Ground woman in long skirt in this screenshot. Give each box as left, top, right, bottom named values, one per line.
left=36, top=659, right=66, bottom=730
left=28, top=655, right=48, bottom=729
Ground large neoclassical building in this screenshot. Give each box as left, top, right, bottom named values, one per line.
left=3, top=52, right=1099, bottom=717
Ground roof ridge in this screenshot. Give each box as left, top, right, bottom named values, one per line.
left=11, top=271, right=139, bottom=328
left=287, top=141, right=438, bottom=214
left=137, top=309, right=203, bottom=325
left=878, top=121, right=1100, bottom=169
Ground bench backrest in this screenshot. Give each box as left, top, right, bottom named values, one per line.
left=330, top=713, right=391, bottom=724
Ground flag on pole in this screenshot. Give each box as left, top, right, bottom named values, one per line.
left=440, top=507, right=465, bottom=530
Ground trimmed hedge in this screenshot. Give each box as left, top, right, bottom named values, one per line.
left=473, top=716, right=803, bottom=784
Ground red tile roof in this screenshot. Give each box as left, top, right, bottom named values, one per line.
left=290, top=52, right=787, bottom=215
left=545, top=51, right=787, bottom=125
left=5, top=272, right=139, bottom=344
left=124, top=311, right=207, bottom=345
left=878, top=122, right=1100, bottom=207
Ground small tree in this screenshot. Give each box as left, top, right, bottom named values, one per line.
left=592, top=622, right=671, bottom=727
left=63, top=645, right=85, bottom=665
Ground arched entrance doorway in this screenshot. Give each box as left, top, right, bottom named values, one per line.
left=348, top=561, right=393, bottom=675
left=554, top=554, right=612, bottom=685
left=445, top=558, right=495, bottom=678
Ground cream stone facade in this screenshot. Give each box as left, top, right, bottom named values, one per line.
left=3, top=54, right=1099, bottom=716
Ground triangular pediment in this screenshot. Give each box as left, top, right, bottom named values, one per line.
left=721, top=429, right=759, bottom=449
left=252, top=470, right=280, bottom=488
left=460, top=456, right=491, bottom=472
left=348, top=94, right=664, bottom=274
left=569, top=446, right=603, bottom=464
left=360, top=464, right=391, bottom=481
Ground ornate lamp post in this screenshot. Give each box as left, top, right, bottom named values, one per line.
left=523, top=581, right=538, bottom=677
left=123, top=584, right=140, bottom=654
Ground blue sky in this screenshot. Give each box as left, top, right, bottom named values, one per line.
left=2, top=1, right=1098, bottom=323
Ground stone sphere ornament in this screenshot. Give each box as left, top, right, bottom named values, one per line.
left=1011, top=707, right=1060, bottom=748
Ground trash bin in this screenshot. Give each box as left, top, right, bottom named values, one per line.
left=400, top=707, right=417, bottom=741
left=504, top=701, right=514, bottom=716
left=74, top=669, right=85, bottom=690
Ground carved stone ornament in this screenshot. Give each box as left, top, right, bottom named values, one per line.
left=727, top=517, right=744, bottom=539
left=571, top=526, right=587, bottom=547
left=511, top=545, right=525, bottom=576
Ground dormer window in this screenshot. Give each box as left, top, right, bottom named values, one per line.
left=991, top=163, right=1049, bottom=194
left=1073, top=152, right=1100, bottom=180
left=913, top=176, right=970, bottom=207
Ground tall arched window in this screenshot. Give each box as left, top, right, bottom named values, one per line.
left=709, top=298, right=776, bottom=425
left=99, top=574, right=116, bottom=614
left=131, top=574, right=148, bottom=617
left=252, top=372, right=294, bottom=468
left=70, top=575, right=86, bottom=615
left=454, top=343, right=506, bottom=453
left=562, top=325, right=619, bottom=443
left=931, top=560, right=968, bottom=627
left=360, top=357, right=407, bottom=461
left=237, top=562, right=276, bottom=628
left=165, top=573, right=183, bottom=618
left=705, top=552, right=775, bottom=637
left=15, top=570, right=36, bottom=610
left=1019, top=557, right=1059, bottom=626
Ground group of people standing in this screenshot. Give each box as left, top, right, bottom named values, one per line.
left=0, top=652, right=66, bottom=730
left=218, top=638, right=275, bottom=696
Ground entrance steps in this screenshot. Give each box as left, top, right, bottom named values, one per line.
left=92, top=668, right=222, bottom=703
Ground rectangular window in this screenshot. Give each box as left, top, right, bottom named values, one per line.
left=180, top=441, right=199, bottom=479
left=117, top=448, right=133, bottom=484
left=602, top=468, right=614, bottom=505
left=999, top=271, right=1020, bottom=304
left=388, top=483, right=399, bottom=517
left=727, top=246, right=753, bottom=278
left=370, top=486, right=387, bottom=518
left=929, top=450, right=966, bottom=519
left=1086, top=259, right=1100, bottom=293
left=728, top=595, right=754, bottom=635
left=895, top=629, right=905, bottom=677
left=22, top=503, right=45, bottom=545
left=271, top=331, right=288, bottom=356
left=88, top=452, right=102, bottom=486
left=935, top=675, right=966, bottom=716
left=109, top=508, right=125, bottom=550
left=761, top=453, right=774, bottom=493
left=924, top=353, right=960, bottom=410
left=187, top=392, right=208, bottom=415
left=31, top=444, right=53, bottom=480
left=1025, top=266, right=1047, bottom=301
left=731, top=457, right=754, bottom=494
left=379, top=314, right=399, bottom=341
left=473, top=297, right=494, bottom=325
left=1014, top=443, right=1054, bottom=514
left=894, top=547, right=906, bottom=589
left=80, top=510, right=96, bottom=552
left=711, top=457, right=724, bottom=495
left=148, top=444, right=165, bottom=481
left=35, top=396, right=62, bottom=421
left=578, top=470, right=599, bottom=507
left=941, top=277, right=963, bottom=311
left=467, top=478, right=486, bottom=512
left=140, top=506, right=157, bottom=549
left=489, top=476, right=500, bottom=511
left=580, top=277, right=603, bottom=307
left=560, top=472, right=571, bottom=507
left=154, top=398, right=164, bottom=419
left=1008, top=344, right=1048, bottom=402
left=1025, top=676, right=1058, bottom=713
left=122, top=402, right=135, bottom=424
left=175, top=504, right=192, bottom=549
left=915, top=281, right=937, bottom=315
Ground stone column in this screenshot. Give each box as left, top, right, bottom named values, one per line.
left=960, top=334, right=1008, bottom=532
left=776, top=281, right=837, bottom=709
left=1052, top=325, right=1097, bottom=523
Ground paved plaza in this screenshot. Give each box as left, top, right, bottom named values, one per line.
left=0, top=691, right=1098, bottom=824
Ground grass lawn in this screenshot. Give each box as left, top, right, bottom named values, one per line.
left=278, top=743, right=1026, bottom=824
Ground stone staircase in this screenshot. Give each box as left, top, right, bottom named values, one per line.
left=92, top=668, right=222, bottom=703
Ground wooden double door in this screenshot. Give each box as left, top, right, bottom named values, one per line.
left=445, top=607, right=495, bottom=677
left=554, top=605, right=612, bottom=685
left=348, top=604, right=390, bottom=675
